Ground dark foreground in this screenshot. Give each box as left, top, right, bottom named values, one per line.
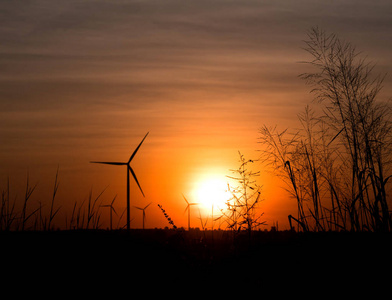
left=1, top=229, right=392, bottom=290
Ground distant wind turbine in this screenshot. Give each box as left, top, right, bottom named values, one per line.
left=183, top=194, right=198, bottom=231
left=134, top=202, right=152, bottom=230
left=100, top=195, right=117, bottom=230
left=90, top=132, right=149, bottom=232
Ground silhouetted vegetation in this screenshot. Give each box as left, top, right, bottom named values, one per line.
left=0, top=170, right=115, bottom=231
left=260, top=27, right=392, bottom=232
left=1, top=170, right=63, bottom=231
left=157, top=204, right=177, bottom=229
left=219, top=151, right=266, bottom=238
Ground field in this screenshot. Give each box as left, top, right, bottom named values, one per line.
left=2, top=229, right=392, bottom=288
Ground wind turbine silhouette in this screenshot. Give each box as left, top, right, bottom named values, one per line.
left=134, top=202, right=151, bottom=230
left=90, top=132, right=149, bottom=231
left=100, top=195, right=117, bottom=230
left=183, top=194, right=198, bottom=231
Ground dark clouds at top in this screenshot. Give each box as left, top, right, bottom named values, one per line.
left=1, top=1, right=391, bottom=96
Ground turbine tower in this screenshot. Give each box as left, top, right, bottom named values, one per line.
left=91, top=132, right=149, bottom=231
left=183, top=194, right=198, bottom=231
left=134, top=202, right=152, bottom=230
left=100, top=195, right=117, bottom=230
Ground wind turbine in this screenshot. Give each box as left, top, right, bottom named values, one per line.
left=90, top=132, right=149, bottom=231
left=100, top=195, right=117, bottom=230
left=134, top=202, right=152, bottom=230
left=183, top=194, right=198, bottom=231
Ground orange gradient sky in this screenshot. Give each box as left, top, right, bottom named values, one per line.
left=1, top=1, right=392, bottom=229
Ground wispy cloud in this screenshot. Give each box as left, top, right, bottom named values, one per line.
left=1, top=0, right=392, bottom=167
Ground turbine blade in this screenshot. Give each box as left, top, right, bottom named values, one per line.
left=182, top=194, right=189, bottom=205
left=90, top=161, right=127, bottom=166
left=129, top=166, right=145, bottom=197
left=128, top=132, right=149, bottom=163
left=133, top=206, right=143, bottom=210
left=111, top=207, right=118, bottom=216
left=111, top=195, right=117, bottom=205
left=144, top=202, right=152, bottom=210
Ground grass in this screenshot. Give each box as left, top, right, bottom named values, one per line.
left=0, top=169, right=108, bottom=231
left=157, top=204, right=177, bottom=229
left=259, top=28, right=392, bottom=232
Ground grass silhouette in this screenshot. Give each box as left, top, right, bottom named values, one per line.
left=260, top=28, right=392, bottom=232
left=157, top=204, right=177, bottom=229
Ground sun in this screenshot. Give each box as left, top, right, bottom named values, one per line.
left=194, top=177, right=230, bottom=210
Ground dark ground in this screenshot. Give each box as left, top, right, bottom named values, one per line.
left=1, top=229, right=392, bottom=292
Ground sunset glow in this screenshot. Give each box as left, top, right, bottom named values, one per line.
left=194, top=177, right=230, bottom=211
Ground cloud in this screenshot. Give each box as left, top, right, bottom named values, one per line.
left=1, top=0, right=392, bottom=162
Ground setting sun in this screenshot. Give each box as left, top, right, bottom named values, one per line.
left=194, top=177, right=230, bottom=211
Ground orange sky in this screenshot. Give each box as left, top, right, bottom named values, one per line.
left=1, top=1, right=392, bottom=230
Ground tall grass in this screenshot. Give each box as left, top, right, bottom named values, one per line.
left=1, top=177, right=16, bottom=230
left=0, top=169, right=109, bottom=231
left=47, top=167, right=61, bottom=230
left=21, top=172, right=38, bottom=231
left=0, top=171, right=61, bottom=231
left=260, top=28, right=392, bottom=232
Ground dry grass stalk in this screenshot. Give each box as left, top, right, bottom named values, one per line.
left=157, top=204, right=177, bottom=229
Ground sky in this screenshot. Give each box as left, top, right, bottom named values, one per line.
left=1, top=0, right=392, bottom=230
